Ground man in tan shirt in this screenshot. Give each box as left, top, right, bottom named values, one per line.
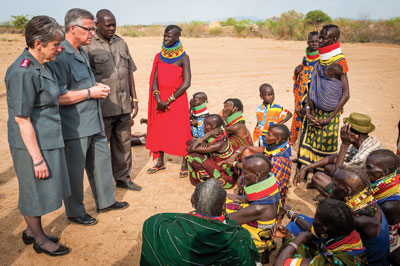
left=84, top=9, right=141, bottom=191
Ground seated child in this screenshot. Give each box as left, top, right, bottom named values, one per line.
left=309, top=63, right=343, bottom=112
left=189, top=92, right=209, bottom=138
left=131, top=118, right=147, bottom=146
left=186, top=114, right=239, bottom=189
left=253, top=83, right=292, bottom=146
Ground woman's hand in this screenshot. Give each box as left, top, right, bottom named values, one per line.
left=272, top=224, right=289, bottom=238
left=227, top=194, right=248, bottom=203
left=155, top=100, right=169, bottom=111
left=33, top=159, right=49, bottom=179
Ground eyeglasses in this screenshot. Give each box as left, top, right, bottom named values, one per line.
left=74, top=24, right=96, bottom=32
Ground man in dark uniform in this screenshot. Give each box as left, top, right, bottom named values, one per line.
left=49, top=8, right=128, bottom=226
left=83, top=9, right=141, bottom=191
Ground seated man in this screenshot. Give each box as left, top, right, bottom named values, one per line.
left=140, top=178, right=260, bottom=265
left=331, top=166, right=390, bottom=266
left=366, top=149, right=400, bottom=263
left=226, top=154, right=280, bottom=264
left=295, top=112, right=382, bottom=197
left=186, top=114, right=239, bottom=188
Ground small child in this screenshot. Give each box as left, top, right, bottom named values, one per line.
left=189, top=92, right=209, bottom=138
left=131, top=118, right=147, bottom=146
left=325, top=63, right=343, bottom=80
left=253, top=83, right=292, bottom=146
left=309, top=63, right=343, bottom=112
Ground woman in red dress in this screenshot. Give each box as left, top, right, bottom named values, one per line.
left=146, top=25, right=192, bottom=176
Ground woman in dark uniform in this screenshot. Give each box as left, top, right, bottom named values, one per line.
left=5, top=16, right=70, bottom=256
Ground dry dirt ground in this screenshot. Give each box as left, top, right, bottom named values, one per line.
left=0, top=34, right=399, bottom=265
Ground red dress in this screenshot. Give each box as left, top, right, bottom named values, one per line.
left=146, top=54, right=192, bottom=159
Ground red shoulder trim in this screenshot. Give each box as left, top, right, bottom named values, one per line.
left=19, top=59, right=30, bottom=68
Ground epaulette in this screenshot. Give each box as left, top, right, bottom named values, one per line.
left=19, top=59, right=30, bottom=68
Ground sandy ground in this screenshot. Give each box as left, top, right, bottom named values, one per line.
left=0, top=34, right=399, bottom=265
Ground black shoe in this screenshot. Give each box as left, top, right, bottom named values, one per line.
left=67, top=213, right=98, bottom=226
left=116, top=181, right=142, bottom=191
left=97, top=201, right=129, bottom=213
left=33, top=240, right=70, bottom=256
left=22, top=231, right=59, bottom=245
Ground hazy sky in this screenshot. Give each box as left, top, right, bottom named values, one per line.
left=1, top=0, right=399, bottom=25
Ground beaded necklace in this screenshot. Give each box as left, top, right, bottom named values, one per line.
left=371, top=171, right=400, bottom=201
left=225, top=111, right=245, bottom=126
left=263, top=141, right=289, bottom=158
left=305, top=48, right=320, bottom=63
left=192, top=102, right=209, bottom=117
left=244, top=173, right=280, bottom=202
left=345, top=188, right=377, bottom=216
left=160, top=40, right=186, bottom=64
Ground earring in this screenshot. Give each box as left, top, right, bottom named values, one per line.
left=321, top=233, right=328, bottom=239
left=344, top=194, right=351, bottom=202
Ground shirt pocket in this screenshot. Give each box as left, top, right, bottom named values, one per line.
left=93, top=54, right=112, bottom=75
left=119, top=51, right=130, bottom=68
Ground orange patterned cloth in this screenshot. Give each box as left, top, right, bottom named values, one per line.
left=289, top=65, right=313, bottom=145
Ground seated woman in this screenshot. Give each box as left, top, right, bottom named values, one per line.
left=186, top=114, right=239, bottom=188
left=140, top=178, right=260, bottom=265
left=365, top=149, right=400, bottom=263
left=273, top=198, right=367, bottom=265
left=219, top=98, right=253, bottom=150
left=229, top=124, right=292, bottom=206
left=226, top=154, right=281, bottom=264
left=331, top=166, right=390, bottom=266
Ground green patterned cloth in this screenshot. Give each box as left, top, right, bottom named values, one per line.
left=141, top=213, right=260, bottom=265
left=299, top=107, right=341, bottom=165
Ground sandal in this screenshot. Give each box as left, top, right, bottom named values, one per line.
left=147, top=166, right=166, bottom=174
left=179, top=170, right=188, bottom=178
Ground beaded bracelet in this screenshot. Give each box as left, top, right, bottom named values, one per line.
left=33, top=159, right=44, bottom=167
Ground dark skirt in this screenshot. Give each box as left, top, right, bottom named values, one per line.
left=10, top=146, right=71, bottom=216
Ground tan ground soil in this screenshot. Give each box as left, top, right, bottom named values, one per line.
left=0, top=34, right=399, bottom=265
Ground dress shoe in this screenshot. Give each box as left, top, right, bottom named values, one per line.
left=33, top=240, right=70, bottom=256
left=116, top=180, right=142, bottom=191
left=22, top=230, right=58, bottom=245
left=67, top=213, right=98, bottom=226
left=97, top=201, right=129, bottom=213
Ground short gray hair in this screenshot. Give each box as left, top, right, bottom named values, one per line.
left=64, top=8, right=94, bottom=32
left=192, top=179, right=227, bottom=217
left=25, top=16, right=64, bottom=48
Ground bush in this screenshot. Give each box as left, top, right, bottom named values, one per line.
left=11, top=15, right=29, bottom=30
left=305, top=10, right=331, bottom=30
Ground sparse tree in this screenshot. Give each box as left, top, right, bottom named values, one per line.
left=11, top=15, right=29, bottom=30
left=305, top=10, right=331, bottom=29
